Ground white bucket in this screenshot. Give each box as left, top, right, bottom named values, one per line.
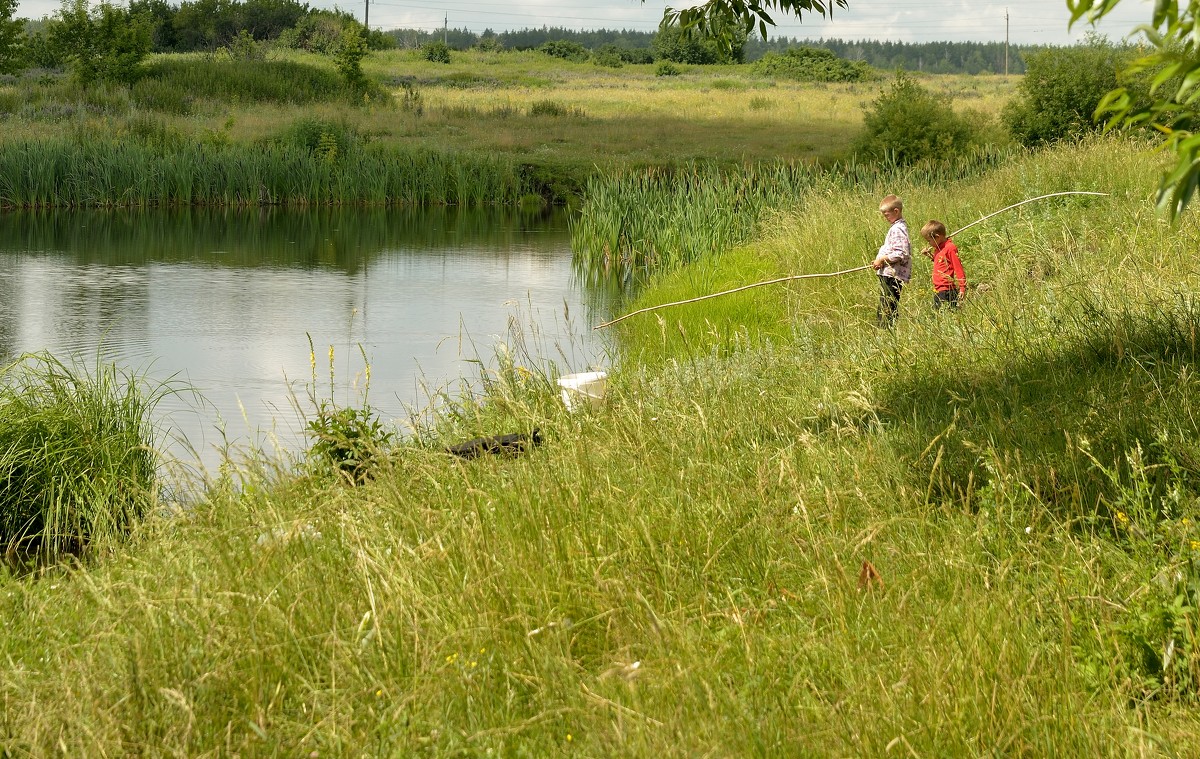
left=557, top=371, right=608, bottom=411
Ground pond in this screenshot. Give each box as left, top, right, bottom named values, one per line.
left=0, top=206, right=614, bottom=473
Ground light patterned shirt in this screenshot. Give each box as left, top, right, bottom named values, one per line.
left=875, top=219, right=911, bottom=283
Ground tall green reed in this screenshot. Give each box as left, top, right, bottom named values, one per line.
left=0, top=353, right=169, bottom=560
left=570, top=145, right=1022, bottom=285
left=0, top=139, right=540, bottom=209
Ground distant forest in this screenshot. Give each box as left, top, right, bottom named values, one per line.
left=386, top=26, right=1039, bottom=75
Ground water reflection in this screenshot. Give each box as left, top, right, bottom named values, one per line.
left=0, top=206, right=613, bottom=471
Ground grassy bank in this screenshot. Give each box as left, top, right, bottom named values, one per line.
left=1, top=137, right=1199, bottom=755
left=0, top=51, right=1017, bottom=208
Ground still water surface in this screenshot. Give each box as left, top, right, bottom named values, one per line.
left=0, top=207, right=612, bottom=472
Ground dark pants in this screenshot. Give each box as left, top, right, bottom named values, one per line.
left=877, top=275, right=903, bottom=328
left=933, top=289, right=959, bottom=310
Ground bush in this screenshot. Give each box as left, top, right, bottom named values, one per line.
left=49, top=0, right=153, bottom=85
left=334, top=27, right=369, bottom=93
left=653, top=22, right=744, bottom=64
left=655, top=61, right=681, bottom=77
left=422, top=40, right=451, bottom=64
left=528, top=99, right=584, bottom=118
left=619, top=48, right=654, bottom=65
left=276, top=14, right=342, bottom=54
left=306, top=402, right=393, bottom=484
left=474, top=35, right=503, bottom=53
left=0, top=353, right=163, bottom=559
left=751, top=47, right=871, bottom=82
left=223, top=29, right=265, bottom=62
left=591, top=44, right=623, bottom=68
left=1004, top=37, right=1140, bottom=147
left=275, top=117, right=359, bottom=160
left=537, top=39, right=588, bottom=62
left=854, top=73, right=981, bottom=166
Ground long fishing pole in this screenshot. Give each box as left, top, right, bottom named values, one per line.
left=592, top=191, right=1109, bottom=331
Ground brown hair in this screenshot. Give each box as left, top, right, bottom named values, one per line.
left=879, top=194, right=903, bottom=213
left=920, top=220, right=947, bottom=240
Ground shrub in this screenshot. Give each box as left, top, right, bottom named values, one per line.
left=853, top=72, right=981, bottom=166
left=49, top=0, right=153, bottom=85
left=528, top=99, right=584, bottom=118
left=275, top=117, right=359, bottom=159
left=619, top=48, right=654, bottom=65
left=591, top=44, right=624, bottom=68
left=474, top=35, right=503, bottom=53
left=655, top=61, right=681, bottom=77
left=0, top=353, right=163, bottom=559
left=276, top=14, right=342, bottom=54
left=422, top=40, right=451, bottom=64
left=751, top=47, right=871, bottom=82
left=306, top=402, right=393, bottom=484
left=1004, top=37, right=1141, bottom=147
left=653, top=22, right=744, bottom=64
left=334, top=27, right=369, bottom=93
left=223, top=29, right=265, bottom=62
left=537, top=39, right=588, bottom=62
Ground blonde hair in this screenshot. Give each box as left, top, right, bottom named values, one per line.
left=920, top=220, right=947, bottom=240
left=879, top=194, right=903, bottom=213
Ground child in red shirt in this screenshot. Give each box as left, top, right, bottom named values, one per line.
left=919, top=220, right=966, bottom=310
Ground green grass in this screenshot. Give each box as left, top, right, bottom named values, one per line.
left=1, top=137, right=1199, bottom=753
left=0, top=353, right=166, bottom=560
left=0, top=137, right=539, bottom=208
left=0, top=51, right=1020, bottom=210
left=571, top=145, right=1017, bottom=286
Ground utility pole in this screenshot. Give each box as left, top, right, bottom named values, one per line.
left=1005, top=8, right=1009, bottom=76
left=364, top=0, right=368, bottom=32
left=444, top=14, right=448, bottom=44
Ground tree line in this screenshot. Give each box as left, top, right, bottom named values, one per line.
left=0, top=0, right=390, bottom=76
left=389, top=25, right=1039, bottom=74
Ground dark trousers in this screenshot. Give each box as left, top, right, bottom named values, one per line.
left=877, top=275, right=903, bottom=327
left=933, top=289, right=959, bottom=310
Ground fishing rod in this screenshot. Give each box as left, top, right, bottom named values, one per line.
left=592, top=191, right=1110, bottom=331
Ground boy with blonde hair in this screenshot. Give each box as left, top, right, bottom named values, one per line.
left=871, top=194, right=911, bottom=328
left=919, top=220, right=966, bottom=310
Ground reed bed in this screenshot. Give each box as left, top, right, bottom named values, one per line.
left=571, top=145, right=1019, bottom=283
left=0, top=140, right=536, bottom=208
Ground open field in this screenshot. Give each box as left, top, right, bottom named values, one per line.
left=2, top=136, right=1200, bottom=755
left=0, top=50, right=1020, bottom=199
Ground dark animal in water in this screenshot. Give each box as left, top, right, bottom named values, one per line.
left=446, top=428, right=543, bottom=459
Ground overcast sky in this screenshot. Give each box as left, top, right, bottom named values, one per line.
left=15, top=0, right=1155, bottom=46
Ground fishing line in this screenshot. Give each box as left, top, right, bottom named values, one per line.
left=592, top=191, right=1109, bottom=330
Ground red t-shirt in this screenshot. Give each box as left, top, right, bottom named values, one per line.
left=932, top=239, right=966, bottom=293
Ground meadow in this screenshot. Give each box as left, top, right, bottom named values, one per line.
left=0, top=49, right=1015, bottom=207
left=2, top=51, right=1199, bottom=756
